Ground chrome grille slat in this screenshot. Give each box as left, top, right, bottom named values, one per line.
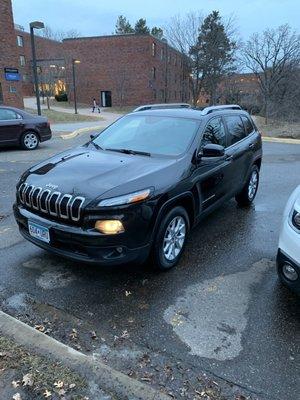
left=39, top=189, right=51, bottom=213
left=70, top=196, right=85, bottom=222
left=59, top=194, right=72, bottom=219
left=48, top=191, right=61, bottom=216
left=17, top=184, right=85, bottom=223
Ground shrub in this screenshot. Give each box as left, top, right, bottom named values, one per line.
left=55, top=92, right=68, bottom=102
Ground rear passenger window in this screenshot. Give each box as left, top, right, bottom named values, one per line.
left=224, top=115, right=246, bottom=146
left=241, top=116, right=254, bottom=135
left=201, top=117, right=226, bottom=148
left=0, top=109, right=18, bottom=120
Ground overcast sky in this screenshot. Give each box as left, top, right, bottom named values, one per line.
left=12, top=0, right=300, bottom=40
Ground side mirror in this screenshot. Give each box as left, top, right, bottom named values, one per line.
left=90, top=133, right=96, bottom=140
left=199, top=144, right=225, bottom=158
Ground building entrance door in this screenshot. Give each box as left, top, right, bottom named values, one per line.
left=101, top=91, right=112, bottom=107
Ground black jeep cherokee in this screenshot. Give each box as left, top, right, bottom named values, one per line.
left=14, top=105, right=262, bottom=270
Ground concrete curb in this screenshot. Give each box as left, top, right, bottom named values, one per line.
left=0, top=311, right=170, bottom=400
left=60, top=125, right=103, bottom=140
left=262, top=136, right=300, bottom=144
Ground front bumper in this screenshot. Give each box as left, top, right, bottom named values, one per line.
left=14, top=204, right=151, bottom=266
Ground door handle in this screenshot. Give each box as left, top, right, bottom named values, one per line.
left=249, top=143, right=255, bottom=149
left=226, top=155, right=233, bottom=161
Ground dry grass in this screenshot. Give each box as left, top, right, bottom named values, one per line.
left=254, top=116, right=300, bottom=139
left=25, top=108, right=102, bottom=124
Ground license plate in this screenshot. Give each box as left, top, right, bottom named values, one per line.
left=28, top=221, right=50, bottom=243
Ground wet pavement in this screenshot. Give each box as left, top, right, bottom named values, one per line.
left=0, top=138, right=299, bottom=399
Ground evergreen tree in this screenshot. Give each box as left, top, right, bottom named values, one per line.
left=151, top=27, right=164, bottom=39
left=190, top=11, right=236, bottom=105
left=134, top=18, right=150, bottom=34
left=115, top=15, right=134, bottom=34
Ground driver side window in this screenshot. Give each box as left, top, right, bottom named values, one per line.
left=201, top=117, right=226, bottom=148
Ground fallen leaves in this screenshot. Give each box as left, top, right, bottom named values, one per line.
left=22, top=373, right=33, bottom=387
left=54, top=380, right=64, bottom=389
left=90, top=331, right=97, bottom=340
left=12, top=394, right=22, bottom=400
left=43, top=389, right=52, bottom=398
left=11, top=380, right=20, bottom=388
left=125, top=290, right=132, bottom=297
left=69, top=328, right=78, bottom=341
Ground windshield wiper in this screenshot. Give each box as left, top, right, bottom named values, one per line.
left=90, top=141, right=103, bottom=150
left=105, top=148, right=151, bottom=157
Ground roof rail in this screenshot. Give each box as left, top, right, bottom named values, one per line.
left=201, top=104, right=242, bottom=115
left=133, top=103, right=191, bottom=112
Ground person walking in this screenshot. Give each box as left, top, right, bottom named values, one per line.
left=92, top=98, right=101, bottom=113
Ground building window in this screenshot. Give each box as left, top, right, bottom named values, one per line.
left=174, top=55, right=177, bottom=66
left=151, top=67, right=156, bottom=79
left=168, top=54, right=171, bottom=64
left=160, top=89, right=164, bottom=100
left=153, top=89, right=157, bottom=99
left=17, top=35, right=24, bottom=47
left=19, top=55, right=26, bottom=66
left=152, top=42, right=156, bottom=57
left=174, top=91, right=177, bottom=100
left=174, top=74, right=177, bottom=83
left=160, top=48, right=164, bottom=60
left=22, top=74, right=29, bottom=82
left=9, top=86, right=17, bottom=93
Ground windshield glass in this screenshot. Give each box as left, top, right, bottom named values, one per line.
left=93, top=114, right=199, bottom=156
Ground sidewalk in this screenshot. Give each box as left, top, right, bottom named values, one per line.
left=24, top=97, right=121, bottom=124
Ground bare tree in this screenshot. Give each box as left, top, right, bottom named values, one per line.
left=114, top=70, right=129, bottom=108
left=38, top=24, right=81, bottom=41
left=165, top=11, right=238, bottom=106
left=242, top=24, right=300, bottom=123
left=164, top=12, right=204, bottom=105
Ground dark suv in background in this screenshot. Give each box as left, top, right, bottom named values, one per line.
left=0, top=106, right=51, bottom=150
left=14, top=104, right=262, bottom=270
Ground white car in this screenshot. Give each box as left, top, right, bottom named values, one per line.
left=277, top=185, right=300, bottom=293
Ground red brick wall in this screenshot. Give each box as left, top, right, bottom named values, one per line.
left=0, top=0, right=23, bottom=108
left=63, top=35, right=190, bottom=107
left=15, top=30, right=63, bottom=96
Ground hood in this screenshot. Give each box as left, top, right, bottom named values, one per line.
left=24, top=146, right=186, bottom=203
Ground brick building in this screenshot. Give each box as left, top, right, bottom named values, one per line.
left=63, top=34, right=190, bottom=107
left=15, top=28, right=64, bottom=97
left=0, top=0, right=23, bottom=108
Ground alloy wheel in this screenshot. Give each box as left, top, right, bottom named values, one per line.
left=24, top=133, right=38, bottom=149
left=163, top=216, right=186, bottom=261
left=248, top=170, right=258, bottom=200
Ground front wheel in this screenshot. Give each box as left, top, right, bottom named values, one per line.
left=151, top=206, right=190, bottom=271
left=235, top=165, right=259, bottom=206
left=20, top=131, right=39, bottom=150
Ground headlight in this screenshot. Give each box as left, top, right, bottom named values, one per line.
left=292, top=210, right=300, bottom=231
left=98, top=188, right=152, bottom=207
left=95, top=220, right=124, bottom=234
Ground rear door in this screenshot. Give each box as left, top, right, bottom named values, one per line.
left=0, top=108, right=23, bottom=145
left=223, top=114, right=254, bottom=194
left=194, top=116, right=233, bottom=210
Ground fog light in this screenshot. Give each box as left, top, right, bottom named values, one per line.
left=292, top=212, right=300, bottom=229
left=95, top=220, right=124, bottom=234
left=282, top=263, right=298, bottom=281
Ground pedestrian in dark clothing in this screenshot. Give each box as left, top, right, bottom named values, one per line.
left=92, top=98, right=101, bottom=113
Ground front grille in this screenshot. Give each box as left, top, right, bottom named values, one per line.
left=18, top=183, right=85, bottom=223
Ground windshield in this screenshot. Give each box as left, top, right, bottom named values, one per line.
left=93, top=114, right=199, bottom=156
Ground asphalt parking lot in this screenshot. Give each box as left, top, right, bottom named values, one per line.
left=0, top=135, right=299, bottom=399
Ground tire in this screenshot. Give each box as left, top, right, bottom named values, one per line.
left=20, top=131, right=39, bottom=150
left=235, top=165, right=259, bottom=206
left=151, top=206, right=190, bottom=271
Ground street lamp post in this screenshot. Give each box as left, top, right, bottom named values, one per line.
left=72, top=59, right=80, bottom=114
left=29, top=21, right=44, bottom=116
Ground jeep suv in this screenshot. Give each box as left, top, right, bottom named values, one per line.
left=14, top=105, right=262, bottom=270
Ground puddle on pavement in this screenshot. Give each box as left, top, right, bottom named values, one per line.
left=164, top=259, right=274, bottom=361
left=22, top=257, right=76, bottom=290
